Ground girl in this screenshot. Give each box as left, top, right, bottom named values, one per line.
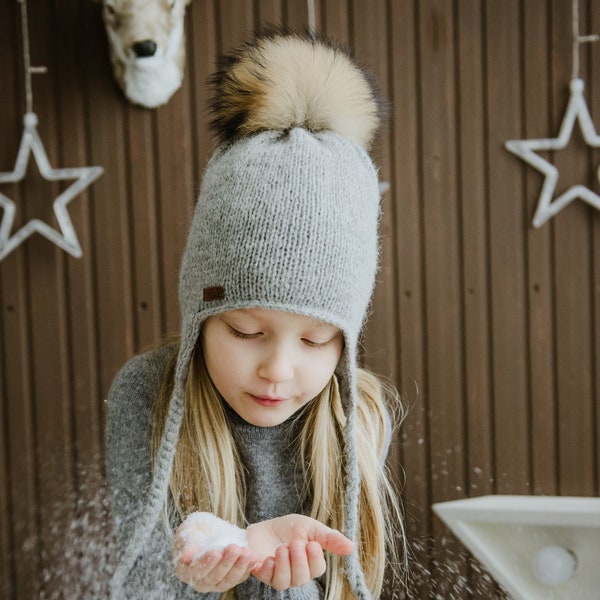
left=106, top=31, right=405, bottom=599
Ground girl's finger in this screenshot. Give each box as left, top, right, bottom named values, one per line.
left=218, top=548, right=256, bottom=589
left=202, top=545, right=244, bottom=587
left=174, top=549, right=222, bottom=587
left=177, top=541, right=204, bottom=565
left=313, top=528, right=354, bottom=556
left=306, top=541, right=327, bottom=579
left=270, top=545, right=292, bottom=591
left=289, top=541, right=311, bottom=587
left=252, top=556, right=275, bottom=584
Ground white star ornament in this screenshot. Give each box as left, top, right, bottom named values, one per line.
left=0, top=112, right=103, bottom=260
left=505, top=78, right=600, bottom=228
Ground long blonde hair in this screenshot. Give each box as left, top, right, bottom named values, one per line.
left=152, top=341, right=406, bottom=599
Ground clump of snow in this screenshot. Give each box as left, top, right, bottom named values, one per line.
left=176, top=512, right=248, bottom=562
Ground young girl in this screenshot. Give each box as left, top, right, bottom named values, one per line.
left=106, top=31, right=404, bottom=599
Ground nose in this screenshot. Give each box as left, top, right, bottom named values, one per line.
left=257, top=347, right=294, bottom=383
left=132, top=40, right=157, bottom=58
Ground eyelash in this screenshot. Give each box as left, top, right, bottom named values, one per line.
left=302, top=339, right=328, bottom=349
left=228, top=327, right=258, bottom=340
left=227, top=326, right=328, bottom=348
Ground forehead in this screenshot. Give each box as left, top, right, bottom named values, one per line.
left=224, top=308, right=337, bottom=330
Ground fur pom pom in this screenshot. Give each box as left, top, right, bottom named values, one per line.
left=209, top=31, right=381, bottom=149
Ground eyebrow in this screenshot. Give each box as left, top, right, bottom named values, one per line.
left=233, top=310, right=337, bottom=330
left=308, top=320, right=337, bottom=330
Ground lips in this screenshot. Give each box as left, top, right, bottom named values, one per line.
left=249, top=394, right=287, bottom=407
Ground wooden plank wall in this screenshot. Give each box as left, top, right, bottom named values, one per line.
left=0, top=0, right=599, bottom=598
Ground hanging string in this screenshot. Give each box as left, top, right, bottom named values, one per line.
left=571, top=0, right=599, bottom=80
left=307, top=0, right=316, bottom=36
left=18, top=0, right=47, bottom=115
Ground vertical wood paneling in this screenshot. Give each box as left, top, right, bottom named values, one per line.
left=456, top=2, right=498, bottom=596
left=70, top=0, right=105, bottom=500
left=3, top=228, right=40, bottom=594
left=0, top=302, right=8, bottom=598
left=417, top=1, right=468, bottom=596
left=189, top=0, right=219, bottom=176
left=3, top=2, right=42, bottom=597
left=485, top=0, right=531, bottom=494
left=26, top=3, right=77, bottom=595
left=53, top=0, right=93, bottom=516
left=0, top=376, right=8, bottom=599
left=357, top=0, right=397, bottom=378
left=0, top=3, right=18, bottom=597
left=78, top=0, right=134, bottom=401
left=522, top=0, right=559, bottom=497
left=216, top=0, right=255, bottom=52
left=126, top=108, right=162, bottom=348
left=3, top=266, right=39, bottom=600
left=418, top=0, right=465, bottom=503
left=1, top=2, right=600, bottom=598
left=388, top=2, right=430, bottom=597
left=456, top=0, right=493, bottom=501
left=155, top=92, right=196, bottom=336
left=322, top=0, right=351, bottom=41
left=283, top=0, right=311, bottom=29
left=420, top=0, right=466, bottom=496
left=354, top=4, right=402, bottom=592
left=591, top=0, right=600, bottom=498
left=552, top=0, right=596, bottom=497
left=256, top=0, right=284, bottom=26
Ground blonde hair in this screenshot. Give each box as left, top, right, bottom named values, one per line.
left=152, top=341, right=406, bottom=599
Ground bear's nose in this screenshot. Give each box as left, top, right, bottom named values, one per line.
left=132, top=40, right=157, bottom=58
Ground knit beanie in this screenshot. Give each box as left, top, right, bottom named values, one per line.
left=112, top=31, right=382, bottom=599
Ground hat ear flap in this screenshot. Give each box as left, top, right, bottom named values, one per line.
left=110, top=314, right=203, bottom=596
left=335, top=342, right=373, bottom=597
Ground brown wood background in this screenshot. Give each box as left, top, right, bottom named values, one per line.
left=1, top=0, right=599, bottom=598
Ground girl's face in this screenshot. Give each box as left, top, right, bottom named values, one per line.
left=202, top=307, right=344, bottom=427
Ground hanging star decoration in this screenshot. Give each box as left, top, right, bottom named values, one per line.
left=505, top=0, right=600, bottom=228
left=0, top=0, right=103, bottom=261
left=0, top=113, right=103, bottom=260
left=505, top=78, right=600, bottom=228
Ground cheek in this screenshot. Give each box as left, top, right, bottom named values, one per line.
left=204, top=336, right=250, bottom=389
left=202, top=332, right=227, bottom=385
left=304, top=349, right=341, bottom=392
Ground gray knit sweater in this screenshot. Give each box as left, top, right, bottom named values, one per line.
left=106, top=344, right=327, bottom=599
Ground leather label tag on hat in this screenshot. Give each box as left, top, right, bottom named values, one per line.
left=203, top=286, right=225, bottom=301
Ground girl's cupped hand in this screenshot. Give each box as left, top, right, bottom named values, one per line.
left=247, top=514, right=354, bottom=590
left=173, top=513, right=353, bottom=592
left=173, top=539, right=260, bottom=592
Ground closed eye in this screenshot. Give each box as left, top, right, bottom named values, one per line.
left=228, top=325, right=261, bottom=340
left=301, top=338, right=330, bottom=349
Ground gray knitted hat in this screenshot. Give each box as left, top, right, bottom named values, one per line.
left=113, top=32, right=382, bottom=599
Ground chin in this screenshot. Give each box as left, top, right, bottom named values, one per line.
left=244, top=413, right=290, bottom=428
left=235, top=404, right=301, bottom=428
